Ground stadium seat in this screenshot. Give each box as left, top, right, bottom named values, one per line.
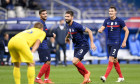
left=136, top=40, right=140, bottom=56
left=129, top=35, right=139, bottom=56
left=50, top=54, right=56, bottom=58
left=88, top=37, right=107, bottom=57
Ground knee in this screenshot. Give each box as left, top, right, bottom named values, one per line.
left=72, top=58, right=79, bottom=65
left=72, top=60, right=77, bottom=65
left=113, top=59, right=118, bottom=63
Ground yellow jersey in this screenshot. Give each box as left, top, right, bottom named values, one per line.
left=13, top=28, right=46, bottom=47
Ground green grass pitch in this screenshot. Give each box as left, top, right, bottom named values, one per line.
left=0, top=64, right=140, bottom=84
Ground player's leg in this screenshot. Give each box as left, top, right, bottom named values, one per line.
left=13, top=62, right=21, bottom=84
left=35, top=49, right=49, bottom=83
left=8, top=40, right=21, bottom=84
left=114, top=58, right=124, bottom=82
left=104, top=56, right=114, bottom=78
left=101, top=45, right=114, bottom=82
left=73, top=47, right=91, bottom=84
left=27, top=62, right=35, bottom=84
left=44, top=61, right=54, bottom=83
left=35, top=49, right=54, bottom=83
left=61, top=44, right=67, bottom=66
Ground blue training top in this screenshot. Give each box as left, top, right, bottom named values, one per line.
left=66, top=21, right=89, bottom=48
left=103, top=17, right=125, bottom=45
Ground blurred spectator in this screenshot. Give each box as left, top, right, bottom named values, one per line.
left=55, top=19, right=68, bottom=66
left=48, top=37, right=60, bottom=66
left=15, top=0, right=26, bottom=8
left=1, top=0, right=14, bottom=10
left=0, top=34, right=4, bottom=66
left=28, top=0, right=41, bottom=10
left=3, top=33, right=10, bottom=65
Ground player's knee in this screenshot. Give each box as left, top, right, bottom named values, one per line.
left=109, top=59, right=114, bottom=62
left=113, top=59, right=118, bottom=63
left=109, top=56, right=114, bottom=62
left=72, top=58, right=79, bottom=65
left=72, top=60, right=77, bottom=65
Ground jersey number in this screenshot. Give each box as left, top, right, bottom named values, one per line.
left=110, top=22, right=113, bottom=31
left=112, top=49, right=116, bottom=55
left=111, top=26, right=113, bottom=31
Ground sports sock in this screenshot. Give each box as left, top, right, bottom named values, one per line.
left=45, top=64, right=50, bottom=79
left=37, top=64, right=49, bottom=78
left=114, top=62, right=123, bottom=78
left=75, top=61, right=88, bottom=75
left=27, top=66, right=35, bottom=84
left=104, top=62, right=113, bottom=78
left=13, top=67, right=20, bottom=84
left=77, top=68, right=85, bottom=77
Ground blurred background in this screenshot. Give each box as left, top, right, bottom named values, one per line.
left=0, top=0, right=140, bottom=66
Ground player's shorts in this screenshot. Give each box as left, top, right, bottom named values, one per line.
left=107, top=44, right=120, bottom=58
left=74, top=46, right=89, bottom=61
left=8, top=37, right=33, bottom=63
left=38, top=48, right=51, bottom=62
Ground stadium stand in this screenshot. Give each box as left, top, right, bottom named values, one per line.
left=0, top=0, right=140, bottom=64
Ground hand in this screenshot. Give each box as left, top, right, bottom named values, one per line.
left=65, top=38, right=70, bottom=44
left=53, top=33, right=56, bottom=38
left=98, top=29, right=103, bottom=33
left=91, top=43, right=96, bottom=51
left=121, top=42, right=126, bottom=48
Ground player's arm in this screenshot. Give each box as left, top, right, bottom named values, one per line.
left=121, top=26, right=129, bottom=48
left=98, top=26, right=106, bottom=33
left=46, top=33, right=56, bottom=38
left=85, top=28, right=96, bottom=51
left=31, top=39, right=41, bottom=53
left=65, top=33, right=70, bottom=44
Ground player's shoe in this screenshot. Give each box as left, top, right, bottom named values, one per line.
left=81, top=71, right=91, bottom=84
left=35, top=78, right=44, bottom=84
left=116, top=77, right=124, bottom=82
left=100, top=76, right=106, bottom=82
left=44, top=79, right=54, bottom=84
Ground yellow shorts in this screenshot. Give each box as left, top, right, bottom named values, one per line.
left=8, top=37, right=33, bottom=63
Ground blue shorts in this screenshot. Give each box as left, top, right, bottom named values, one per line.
left=107, top=44, right=120, bottom=58
left=74, top=46, right=89, bottom=61
left=38, top=48, right=51, bottom=62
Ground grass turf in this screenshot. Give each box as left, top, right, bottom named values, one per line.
left=0, top=64, right=140, bottom=84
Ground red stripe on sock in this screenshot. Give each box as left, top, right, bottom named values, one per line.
left=37, top=64, right=49, bottom=78
left=104, top=62, right=113, bottom=78
left=45, top=65, right=50, bottom=79
left=114, top=62, right=123, bottom=78
left=75, top=62, right=88, bottom=75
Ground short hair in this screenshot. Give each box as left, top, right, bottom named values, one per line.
left=109, top=6, right=117, bottom=11
left=4, top=33, right=8, bottom=37
left=34, top=22, right=43, bottom=29
left=65, top=10, right=74, bottom=16
left=39, top=9, right=47, bottom=14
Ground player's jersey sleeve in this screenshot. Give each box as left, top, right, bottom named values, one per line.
left=103, top=19, right=107, bottom=27
left=38, top=31, right=46, bottom=43
left=119, top=19, right=126, bottom=28
left=76, top=23, right=86, bottom=32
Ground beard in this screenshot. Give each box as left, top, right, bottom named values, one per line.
left=42, top=18, right=47, bottom=21
left=65, top=19, right=71, bottom=24
left=41, top=17, right=47, bottom=21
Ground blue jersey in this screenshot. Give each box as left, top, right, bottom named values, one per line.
left=103, top=17, right=125, bottom=45
left=66, top=21, right=89, bottom=48
left=38, top=19, right=49, bottom=49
